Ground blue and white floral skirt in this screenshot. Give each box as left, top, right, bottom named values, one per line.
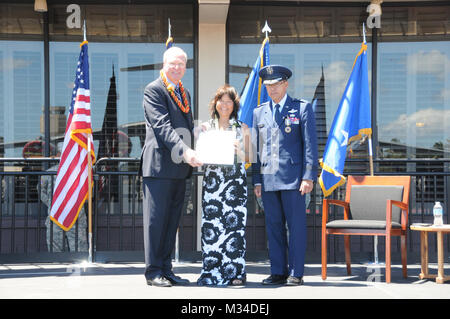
left=197, top=163, right=247, bottom=286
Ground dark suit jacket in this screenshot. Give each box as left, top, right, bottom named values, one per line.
left=140, top=77, right=194, bottom=179
left=252, top=95, right=318, bottom=191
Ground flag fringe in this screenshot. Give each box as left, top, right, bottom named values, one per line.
left=348, top=128, right=372, bottom=144
left=318, top=159, right=347, bottom=197
left=319, top=127, right=372, bottom=197
left=166, top=37, right=173, bottom=48
left=70, top=129, right=96, bottom=163
left=351, top=42, right=367, bottom=69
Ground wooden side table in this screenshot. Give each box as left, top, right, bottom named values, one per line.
left=410, top=224, right=450, bottom=284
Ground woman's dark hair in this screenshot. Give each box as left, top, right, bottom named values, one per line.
left=209, top=84, right=240, bottom=120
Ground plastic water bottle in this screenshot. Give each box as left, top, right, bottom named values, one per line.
left=433, top=201, right=443, bottom=226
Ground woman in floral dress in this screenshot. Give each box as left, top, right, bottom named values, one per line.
left=197, top=85, right=250, bottom=286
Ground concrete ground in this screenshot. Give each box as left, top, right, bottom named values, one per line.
left=0, top=261, right=449, bottom=300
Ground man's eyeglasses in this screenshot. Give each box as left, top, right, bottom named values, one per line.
left=168, top=62, right=186, bottom=68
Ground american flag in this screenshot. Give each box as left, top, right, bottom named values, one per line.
left=50, top=41, right=96, bottom=231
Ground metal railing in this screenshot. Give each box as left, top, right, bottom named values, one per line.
left=0, top=157, right=448, bottom=263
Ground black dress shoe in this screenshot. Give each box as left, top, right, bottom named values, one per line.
left=146, top=276, right=172, bottom=287
left=286, top=276, right=304, bottom=286
left=165, top=273, right=190, bottom=286
left=262, top=275, right=287, bottom=285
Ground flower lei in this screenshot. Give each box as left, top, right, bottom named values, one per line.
left=160, top=70, right=190, bottom=113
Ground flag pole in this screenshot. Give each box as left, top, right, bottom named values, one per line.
left=83, top=20, right=86, bottom=42
left=368, top=135, right=374, bottom=176
left=364, top=23, right=379, bottom=266
left=168, top=18, right=171, bottom=39
left=87, top=134, right=93, bottom=263
left=363, top=23, right=374, bottom=176
left=262, top=20, right=271, bottom=39
left=83, top=20, right=94, bottom=263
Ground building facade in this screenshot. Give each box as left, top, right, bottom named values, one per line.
left=0, top=0, right=449, bottom=262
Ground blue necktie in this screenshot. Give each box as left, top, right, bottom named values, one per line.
left=174, top=86, right=182, bottom=101
left=274, top=104, right=282, bottom=126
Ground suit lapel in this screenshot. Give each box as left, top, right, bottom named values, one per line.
left=181, top=90, right=194, bottom=130
left=263, top=96, right=293, bottom=129
left=185, top=103, right=194, bottom=130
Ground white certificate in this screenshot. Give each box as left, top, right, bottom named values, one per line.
left=196, top=130, right=236, bottom=165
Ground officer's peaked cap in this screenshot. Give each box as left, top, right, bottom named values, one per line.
left=259, top=65, right=292, bottom=85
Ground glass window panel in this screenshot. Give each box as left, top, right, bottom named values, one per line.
left=0, top=41, right=44, bottom=158
left=48, top=4, right=195, bottom=160
left=228, top=3, right=374, bottom=184
left=377, top=3, right=450, bottom=210
left=50, top=42, right=194, bottom=159
left=230, top=43, right=371, bottom=159
left=0, top=4, right=44, bottom=159
left=0, top=50, right=3, bottom=149
left=377, top=41, right=450, bottom=159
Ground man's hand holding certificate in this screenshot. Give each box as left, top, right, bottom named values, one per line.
left=196, top=129, right=236, bottom=165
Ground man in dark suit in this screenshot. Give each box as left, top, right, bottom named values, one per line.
left=141, top=47, right=202, bottom=287
left=252, top=65, right=318, bottom=286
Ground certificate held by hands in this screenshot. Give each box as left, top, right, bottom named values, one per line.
left=196, top=130, right=236, bottom=165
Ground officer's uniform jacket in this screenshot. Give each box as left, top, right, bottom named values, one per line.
left=252, top=94, right=318, bottom=192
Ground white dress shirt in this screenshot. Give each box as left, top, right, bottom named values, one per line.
left=271, top=93, right=288, bottom=122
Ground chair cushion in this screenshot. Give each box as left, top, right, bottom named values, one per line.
left=349, top=185, right=404, bottom=223
left=326, top=219, right=402, bottom=229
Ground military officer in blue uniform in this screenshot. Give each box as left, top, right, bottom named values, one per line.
left=252, top=65, right=318, bottom=285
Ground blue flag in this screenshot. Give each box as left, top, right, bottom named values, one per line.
left=238, top=37, right=270, bottom=127
left=166, top=36, right=173, bottom=49
left=318, top=41, right=372, bottom=197
left=166, top=19, right=173, bottom=49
